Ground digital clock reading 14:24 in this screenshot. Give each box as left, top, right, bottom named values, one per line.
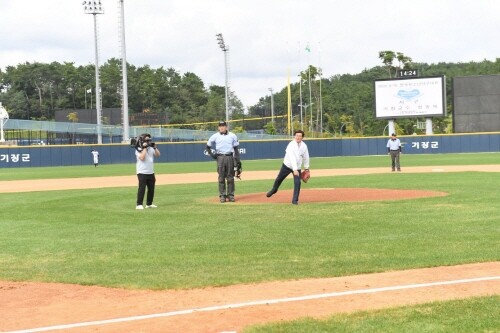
left=397, top=69, right=419, bottom=77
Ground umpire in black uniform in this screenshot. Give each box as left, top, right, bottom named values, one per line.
left=206, top=121, right=241, bottom=203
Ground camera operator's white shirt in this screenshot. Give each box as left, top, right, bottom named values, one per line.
left=135, top=147, right=155, bottom=174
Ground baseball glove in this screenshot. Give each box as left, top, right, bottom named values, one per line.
left=235, top=161, right=242, bottom=180
left=205, top=146, right=217, bottom=160
left=301, top=169, right=310, bottom=183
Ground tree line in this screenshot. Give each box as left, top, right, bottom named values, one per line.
left=0, top=59, right=244, bottom=129
left=250, top=55, right=500, bottom=136
left=1, top=54, right=499, bottom=136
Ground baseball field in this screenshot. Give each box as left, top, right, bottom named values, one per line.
left=0, top=152, right=499, bottom=332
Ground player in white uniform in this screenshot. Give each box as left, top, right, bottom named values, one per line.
left=91, top=149, right=99, bottom=167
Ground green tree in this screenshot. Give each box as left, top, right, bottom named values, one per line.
left=378, top=50, right=413, bottom=78
left=67, top=111, right=79, bottom=144
left=264, top=121, right=276, bottom=135
left=204, top=85, right=226, bottom=122
left=67, top=111, right=79, bottom=122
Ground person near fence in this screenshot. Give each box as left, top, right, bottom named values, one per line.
left=205, top=121, right=241, bottom=203
left=266, top=130, right=310, bottom=205
left=386, top=133, right=402, bottom=172
left=135, top=134, right=160, bottom=209
left=91, top=149, right=99, bottom=167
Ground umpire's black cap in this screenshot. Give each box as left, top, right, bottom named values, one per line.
left=218, top=121, right=227, bottom=126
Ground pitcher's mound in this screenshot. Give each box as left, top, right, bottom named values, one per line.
left=230, top=188, right=448, bottom=204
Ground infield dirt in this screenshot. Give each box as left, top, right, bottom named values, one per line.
left=0, top=164, right=499, bottom=332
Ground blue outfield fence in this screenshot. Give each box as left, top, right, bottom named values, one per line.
left=0, top=133, right=499, bottom=168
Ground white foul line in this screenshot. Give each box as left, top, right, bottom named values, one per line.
left=5, top=275, right=499, bottom=333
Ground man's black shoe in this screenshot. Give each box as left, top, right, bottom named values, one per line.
left=266, top=190, right=276, bottom=198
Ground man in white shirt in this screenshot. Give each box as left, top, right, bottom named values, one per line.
left=266, top=130, right=310, bottom=205
left=135, top=133, right=161, bottom=209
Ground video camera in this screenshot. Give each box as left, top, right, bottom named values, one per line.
left=130, top=133, right=155, bottom=150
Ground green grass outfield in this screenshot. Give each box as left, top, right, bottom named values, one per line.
left=1, top=152, right=499, bottom=332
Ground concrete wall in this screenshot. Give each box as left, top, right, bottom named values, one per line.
left=1, top=133, right=499, bottom=168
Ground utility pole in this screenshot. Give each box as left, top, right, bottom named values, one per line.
left=216, top=33, right=230, bottom=126
left=82, top=1, right=104, bottom=144
left=268, top=88, right=274, bottom=124
left=298, top=73, right=303, bottom=131
left=118, top=0, right=130, bottom=142
left=308, top=65, right=313, bottom=135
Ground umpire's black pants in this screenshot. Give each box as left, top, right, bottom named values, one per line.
left=390, top=150, right=401, bottom=171
left=270, top=164, right=302, bottom=204
left=217, top=155, right=235, bottom=199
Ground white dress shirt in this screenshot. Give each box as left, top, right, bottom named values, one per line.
left=283, top=140, right=310, bottom=171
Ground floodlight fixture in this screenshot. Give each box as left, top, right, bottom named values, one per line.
left=82, top=1, right=104, bottom=14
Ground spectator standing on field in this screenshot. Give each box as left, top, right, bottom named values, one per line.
left=386, top=133, right=402, bottom=172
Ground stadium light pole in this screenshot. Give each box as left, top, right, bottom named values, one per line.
left=268, top=88, right=274, bottom=124
left=318, top=67, right=323, bottom=134
left=298, top=73, right=303, bottom=130
left=118, top=0, right=129, bottom=142
left=216, top=33, right=230, bottom=126
left=307, top=65, right=313, bottom=135
left=82, top=0, right=104, bottom=144
left=303, top=102, right=313, bottom=132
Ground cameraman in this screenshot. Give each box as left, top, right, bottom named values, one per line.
left=135, top=133, right=160, bottom=210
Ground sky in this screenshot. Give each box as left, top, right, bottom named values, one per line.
left=0, top=0, right=499, bottom=109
